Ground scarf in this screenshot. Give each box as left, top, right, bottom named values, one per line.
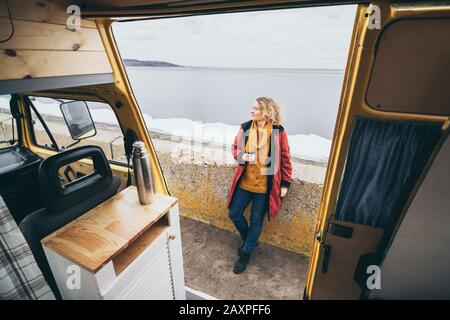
left=245, top=120, right=272, bottom=168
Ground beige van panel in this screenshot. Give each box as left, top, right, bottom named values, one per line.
left=366, top=19, right=450, bottom=116
left=311, top=220, right=383, bottom=300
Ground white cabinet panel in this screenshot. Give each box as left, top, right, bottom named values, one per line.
left=102, top=228, right=174, bottom=300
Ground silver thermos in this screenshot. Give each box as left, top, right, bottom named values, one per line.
left=132, top=141, right=156, bottom=204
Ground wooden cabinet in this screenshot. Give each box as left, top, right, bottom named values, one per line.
left=41, top=186, right=185, bottom=300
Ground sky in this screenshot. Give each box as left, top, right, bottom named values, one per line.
left=112, top=4, right=356, bottom=70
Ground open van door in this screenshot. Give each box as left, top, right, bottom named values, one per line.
left=305, top=1, right=450, bottom=299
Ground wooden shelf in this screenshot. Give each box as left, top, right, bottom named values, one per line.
left=41, top=186, right=178, bottom=273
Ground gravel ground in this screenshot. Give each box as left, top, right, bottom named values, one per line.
left=180, top=216, right=309, bottom=300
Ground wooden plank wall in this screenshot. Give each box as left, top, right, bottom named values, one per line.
left=0, top=0, right=112, bottom=81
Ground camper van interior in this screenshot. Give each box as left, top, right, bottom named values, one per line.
left=0, top=0, right=449, bottom=300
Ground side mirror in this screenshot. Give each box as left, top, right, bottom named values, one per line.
left=60, top=101, right=96, bottom=140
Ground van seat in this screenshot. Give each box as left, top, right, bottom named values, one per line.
left=19, top=146, right=120, bottom=299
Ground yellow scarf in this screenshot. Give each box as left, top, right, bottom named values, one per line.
left=245, top=120, right=272, bottom=167
left=239, top=121, right=273, bottom=193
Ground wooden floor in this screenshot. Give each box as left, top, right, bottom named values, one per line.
left=180, top=216, right=309, bottom=300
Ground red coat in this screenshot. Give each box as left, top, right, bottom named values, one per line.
left=226, top=120, right=293, bottom=220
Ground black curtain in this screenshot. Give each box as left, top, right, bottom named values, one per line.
left=334, top=116, right=442, bottom=229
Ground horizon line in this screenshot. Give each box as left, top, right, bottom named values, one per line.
left=123, top=59, right=344, bottom=71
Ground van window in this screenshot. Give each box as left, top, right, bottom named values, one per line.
left=28, top=96, right=127, bottom=164
left=0, top=95, right=17, bottom=148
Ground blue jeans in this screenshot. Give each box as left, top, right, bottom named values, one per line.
left=228, top=186, right=267, bottom=254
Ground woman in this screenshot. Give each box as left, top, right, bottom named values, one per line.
left=226, top=96, right=293, bottom=274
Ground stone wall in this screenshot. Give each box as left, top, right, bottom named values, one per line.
left=153, top=139, right=325, bottom=257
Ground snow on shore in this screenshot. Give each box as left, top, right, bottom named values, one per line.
left=0, top=96, right=331, bottom=163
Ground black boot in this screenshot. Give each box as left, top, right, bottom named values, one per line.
left=233, top=251, right=251, bottom=274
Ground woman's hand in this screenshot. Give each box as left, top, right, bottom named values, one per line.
left=242, top=153, right=255, bottom=163
left=242, top=153, right=251, bottom=162
left=280, top=186, right=288, bottom=198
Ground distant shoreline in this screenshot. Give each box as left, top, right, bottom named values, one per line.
left=123, top=59, right=183, bottom=67
left=123, top=59, right=344, bottom=72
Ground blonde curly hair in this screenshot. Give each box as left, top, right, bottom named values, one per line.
left=256, top=96, right=283, bottom=125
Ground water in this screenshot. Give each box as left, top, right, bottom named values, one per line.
left=125, top=67, right=344, bottom=139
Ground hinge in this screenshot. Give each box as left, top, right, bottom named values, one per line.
left=316, top=231, right=323, bottom=243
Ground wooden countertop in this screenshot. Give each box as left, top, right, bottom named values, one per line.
left=42, top=186, right=178, bottom=273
